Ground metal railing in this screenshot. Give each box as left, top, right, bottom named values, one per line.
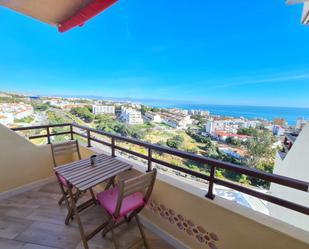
left=11, top=123, right=309, bottom=215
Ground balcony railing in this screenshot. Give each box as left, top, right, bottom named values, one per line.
left=11, top=123, right=309, bottom=216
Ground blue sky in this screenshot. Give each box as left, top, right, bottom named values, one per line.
left=0, top=1, right=309, bottom=107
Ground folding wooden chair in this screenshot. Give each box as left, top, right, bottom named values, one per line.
left=51, top=140, right=96, bottom=224
left=96, top=169, right=157, bottom=249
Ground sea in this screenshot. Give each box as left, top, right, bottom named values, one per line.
left=73, top=96, right=309, bottom=126
left=131, top=100, right=309, bottom=126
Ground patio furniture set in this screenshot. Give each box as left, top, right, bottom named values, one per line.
left=52, top=140, right=157, bottom=249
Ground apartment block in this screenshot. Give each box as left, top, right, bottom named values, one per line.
left=120, top=108, right=144, bottom=124
left=92, top=105, right=115, bottom=115
left=144, top=111, right=162, bottom=123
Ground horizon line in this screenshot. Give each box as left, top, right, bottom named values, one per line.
left=3, top=90, right=309, bottom=110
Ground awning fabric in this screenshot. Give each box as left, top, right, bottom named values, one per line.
left=58, top=0, right=118, bottom=32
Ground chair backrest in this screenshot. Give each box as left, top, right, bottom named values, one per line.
left=51, top=140, right=81, bottom=167
left=114, top=169, right=157, bottom=217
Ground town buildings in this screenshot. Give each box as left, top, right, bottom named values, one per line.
left=160, top=111, right=192, bottom=129
left=205, top=118, right=261, bottom=135
left=120, top=107, right=144, bottom=125
left=92, top=105, right=115, bottom=115
left=144, top=111, right=162, bottom=123
left=44, top=99, right=87, bottom=110
left=189, top=109, right=210, bottom=116
left=296, top=117, right=307, bottom=131
left=273, top=118, right=288, bottom=127
left=0, top=103, right=34, bottom=125
left=272, top=125, right=285, bottom=136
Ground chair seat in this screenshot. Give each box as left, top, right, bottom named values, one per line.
left=97, top=187, right=145, bottom=218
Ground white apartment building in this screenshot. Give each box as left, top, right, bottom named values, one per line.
left=269, top=124, right=309, bottom=231
left=169, top=108, right=188, bottom=115
left=189, top=109, right=210, bottom=116
left=92, top=105, right=115, bottom=115
left=144, top=111, right=161, bottom=123
left=272, top=125, right=285, bottom=136
left=120, top=108, right=143, bottom=125
left=205, top=121, right=215, bottom=134
left=205, top=119, right=261, bottom=134
left=160, top=112, right=192, bottom=129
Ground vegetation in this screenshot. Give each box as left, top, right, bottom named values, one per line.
left=96, top=114, right=146, bottom=139
left=3, top=93, right=276, bottom=190
left=244, top=130, right=276, bottom=188
left=0, top=96, right=27, bottom=103
left=140, top=105, right=161, bottom=115
left=166, top=135, right=184, bottom=149
left=187, top=129, right=212, bottom=144
left=47, top=111, right=70, bottom=142
left=225, top=137, right=241, bottom=146
left=14, top=116, right=34, bottom=123
left=190, top=114, right=207, bottom=127
left=71, top=106, right=94, bottom=123
left=32, top=103, right=49, bottom=111
left=237, top=127, right=259, bottom=137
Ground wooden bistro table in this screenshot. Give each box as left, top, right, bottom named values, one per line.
left=54, top=153, right=132, bottom=249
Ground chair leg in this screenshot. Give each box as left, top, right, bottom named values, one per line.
left=135, top=214, right=150, bottom=249
left=57, top=182, right=74, bottom=225
left=68, top=186, right=89, bottom=249
left=89, top=188, right=97, bottom=204
left=105, top=176, right=116, bottom=190
left=111, top=226, right=119, bottom=249
left=58, top=193, right=66, bottom=206
left=102, top=218, right=114, bottom=238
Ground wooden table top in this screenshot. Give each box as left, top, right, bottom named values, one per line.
left=54, top=154, right=132, bottom=191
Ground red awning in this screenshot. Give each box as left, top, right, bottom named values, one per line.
left=58, top=0, right=118, bottom=33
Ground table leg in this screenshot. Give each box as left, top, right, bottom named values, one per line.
left=68, top=186, right=89, bottom=249
left=104, top=176, right=115, bottom=190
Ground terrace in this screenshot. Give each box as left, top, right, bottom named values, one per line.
left=0, top=1, right=309, bottom=248
left=1, top=123, right=309, bottom=249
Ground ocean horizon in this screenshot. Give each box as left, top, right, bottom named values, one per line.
left=57, top=95, right=309, bottom=126
left=95, top=97, right=309, bottom=126
left=139, top=101, right=309, bottom=126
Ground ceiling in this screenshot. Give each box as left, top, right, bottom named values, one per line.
left=0, top=0, right=93, bottom=25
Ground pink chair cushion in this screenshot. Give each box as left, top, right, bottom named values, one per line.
left=57, top=175, right=69, bottom=188
left=97, top=187, right=145, bottom=218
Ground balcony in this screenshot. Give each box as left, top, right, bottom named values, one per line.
left=1, top=123, right=309, bottom=249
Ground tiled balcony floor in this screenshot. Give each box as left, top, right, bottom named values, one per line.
left=0, top=182, right=175, bottom=249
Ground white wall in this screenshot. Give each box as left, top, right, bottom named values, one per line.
left=270, top=124, right=309, bottom=231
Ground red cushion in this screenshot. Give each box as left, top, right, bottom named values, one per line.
left=97, top=187, right=145, bottom=218
left=57, top=175, right=69, bottom=188
left=58, top=0, right=118, bottom=33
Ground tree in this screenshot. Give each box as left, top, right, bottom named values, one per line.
left=166, top=135, right=184, bottom=149
left=249, top=161, right=274, bottom=189
left=237, top=127, right=258, bottom=137
left=190, top=114, right=206, bottom=126
left=226, top=137, right=241, bottom=146
left=140, top=105, right=150, bottom=115
left=71, top=107, right=94, bottom=123
left=245, top=130, right=276, bottom=167
left=33, top=103, right=49, bottom=111
left=187, top=129, right=212, bottom=144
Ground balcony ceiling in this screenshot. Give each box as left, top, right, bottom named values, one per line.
left=0, top=0, right=93, bottom=25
